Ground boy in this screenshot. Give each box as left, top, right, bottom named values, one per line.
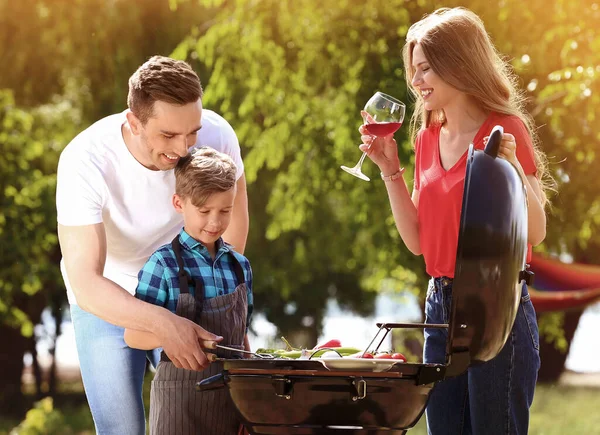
left=124, top=147, right=253, bottom=435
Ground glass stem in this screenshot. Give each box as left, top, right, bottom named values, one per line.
left=356, top=151, right=368, bottom=168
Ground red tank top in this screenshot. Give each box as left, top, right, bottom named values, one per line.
left=414, top=112, right=537, bottom=278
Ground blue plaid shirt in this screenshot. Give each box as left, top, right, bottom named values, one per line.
left=135, top=229, right=253, bottom=327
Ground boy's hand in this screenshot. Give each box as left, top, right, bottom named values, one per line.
left=157, top=313, right=223, bottom=371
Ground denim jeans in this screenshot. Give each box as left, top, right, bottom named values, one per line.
left=70, top=305, right=161, bottom=435
left=423, top=277, right=540, bottom=435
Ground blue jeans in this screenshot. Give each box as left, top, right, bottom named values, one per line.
left=70, top=305, right=160, bottom=435
left=423, top=277, right=540, bottom=435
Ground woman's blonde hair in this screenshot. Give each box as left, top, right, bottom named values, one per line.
left=403, top=7, right=553, bottom=205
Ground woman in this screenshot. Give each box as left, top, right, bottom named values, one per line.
left=361, top=7, right=552, bottom=435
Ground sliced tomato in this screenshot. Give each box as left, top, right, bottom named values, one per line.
left=345, top=351, right=374, bottom=359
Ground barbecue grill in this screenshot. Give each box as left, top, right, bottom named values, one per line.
left=197, top=126, right=534, bottom=434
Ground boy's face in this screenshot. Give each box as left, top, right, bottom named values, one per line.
left=173, top=187, right=237, bottom=247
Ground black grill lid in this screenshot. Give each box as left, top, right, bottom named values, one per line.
left=445, top=125, right=529, bottom=377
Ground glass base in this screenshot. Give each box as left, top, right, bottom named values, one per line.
left=340, top=165, right=370, bottom=181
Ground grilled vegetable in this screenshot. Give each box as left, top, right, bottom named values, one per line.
left=280, top=336, right=298, bottom=351
left=309, top=347, right=362, bottom=358
left=254, top=347, right=362, bottom=359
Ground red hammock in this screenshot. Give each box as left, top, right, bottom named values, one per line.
left=529, top=286, right=600, bottom=312
left=528, top=254, right=600, bottom=312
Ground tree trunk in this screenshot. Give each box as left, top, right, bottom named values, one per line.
left=0, top=288, right=49, bottom=418
left=29, top=335, right=43, bottom=400
left=281, top=327, right=318, bottom=350
left=536, top=247, right=600, bottom=383
left=48, top=303, right=63, bottom=397
left=537, top=309, right=584, bottom=383
left=0, top=323, right=29, bottom=418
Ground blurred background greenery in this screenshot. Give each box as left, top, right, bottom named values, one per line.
left=1, top=0, right=600, bottom=432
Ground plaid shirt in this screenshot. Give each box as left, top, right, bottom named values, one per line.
left=135, top=229, right=253, bottom=327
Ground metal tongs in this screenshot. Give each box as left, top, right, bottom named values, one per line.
left=202, top=340, right=275, bottom=360
left=361, top=322, right=449, bottom=357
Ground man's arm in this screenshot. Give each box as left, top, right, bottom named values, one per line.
left=124, top=329, right=219, bottom=365
left=124, top=329, right=162, bottom=350
left=222, top=174, right=249, bottom=254
left=58, top=223, right=221, bottom=370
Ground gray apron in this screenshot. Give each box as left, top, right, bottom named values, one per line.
left=149, top=235, right=248, bottom=435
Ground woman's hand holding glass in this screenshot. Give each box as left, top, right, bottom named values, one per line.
left=341, top=91, right=405, bottom=181
left=358, top=111, right=403, bottom=178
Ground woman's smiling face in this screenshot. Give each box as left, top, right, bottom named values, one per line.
left=410, top=43, right=462, bottom=112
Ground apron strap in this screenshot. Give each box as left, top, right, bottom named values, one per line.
left=160, top=240, right=246, bottom=364
left=161, top=235, right=206, bottom=364
left=171, top=235, right=205, bottom=312
left=171, top=235, right=191, bottom=294
left=230, top=252, right=246, bottom=286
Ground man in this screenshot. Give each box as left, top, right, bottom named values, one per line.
left=56, top=56, right=249, bottom=434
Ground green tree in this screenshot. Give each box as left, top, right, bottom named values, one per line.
left=0, top=0, right=222, bottom=415
left=0, top=90, right=80, bottom=415
left=175, top=0, right=427, bottom=345
left=0, top=0, right=219, bottom=115
left=180, top=0, right=600, bottom=354
left=493, top=0, right=600, bottom=381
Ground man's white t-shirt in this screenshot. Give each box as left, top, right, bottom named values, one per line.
left=56, top=109, right=244, bottom=305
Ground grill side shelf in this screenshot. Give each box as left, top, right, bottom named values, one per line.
left=416, top=364, right=446, bottom=386
left=376, top=322, right=449, bottom=329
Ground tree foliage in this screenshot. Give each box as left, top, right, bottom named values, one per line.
left=174, top=0, right=600, bottom=342
left=174, top=0, right=429, bottom=341
left=0, top=0, right=222, bottom=413
left=437, top=0, right=600, bottom=259
left=0, top=0, right=599, bottom=413
left=0, top=90, right=69, bottom=333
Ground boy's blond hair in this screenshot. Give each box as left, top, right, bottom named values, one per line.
left=174, top=147, right=237, bottom=207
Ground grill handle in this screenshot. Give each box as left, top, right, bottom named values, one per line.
left=484, top=125, right=504, bottom=158
left=196, top=372, right=229, bottom=392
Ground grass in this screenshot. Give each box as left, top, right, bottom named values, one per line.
left=408, top=383, right=600, bottom=435
left=2, top=381, right=598, bottom=434
left=528, top=383, right=600, bottom=434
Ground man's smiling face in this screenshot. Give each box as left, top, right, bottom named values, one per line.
left=137, top=99, right=203, bottom=171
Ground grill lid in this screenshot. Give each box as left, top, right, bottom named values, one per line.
left=445, top=125, right=530, bottom=377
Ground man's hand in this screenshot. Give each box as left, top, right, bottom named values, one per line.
left=157, top=314, right=223, bottom=371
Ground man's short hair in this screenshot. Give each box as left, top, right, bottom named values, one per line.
left=174, top=147, right=237, bottom=207
left=127, top=56, right=203, bottom=124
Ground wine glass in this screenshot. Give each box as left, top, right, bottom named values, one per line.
left=341, top=92, right=406, bottom=181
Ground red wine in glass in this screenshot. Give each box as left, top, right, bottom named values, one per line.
left=341, top=92, right=406, bottom=181
left=363, top=121, right=402, bottom=137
